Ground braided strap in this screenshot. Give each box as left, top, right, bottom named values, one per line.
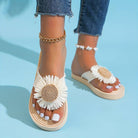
left=33, top=69, right=67, bottom=110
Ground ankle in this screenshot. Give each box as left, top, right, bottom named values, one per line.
left=40, top=40, right=66, bottom=54
left=78, top=34, right=98, bottom=48
left=39, top=41, right=66, bottom=77
left=38, top=29, right=66, bottom=77
left=72, top=51, right=97, bottom=74
left=72, top=43, right=98, bottom=75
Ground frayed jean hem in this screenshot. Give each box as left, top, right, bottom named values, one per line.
left=74, top=28, right=101, bottom=37
left=34, top=12, right=73, bottom=18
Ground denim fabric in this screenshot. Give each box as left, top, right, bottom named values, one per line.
left=74, top=0, right=110, bottom=36
left=35, top=0, right=73, bottom=17
left=35, top=0, right=110, bottom=36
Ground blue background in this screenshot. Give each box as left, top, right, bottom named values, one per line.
left=0, top=0, right=138, bottom=138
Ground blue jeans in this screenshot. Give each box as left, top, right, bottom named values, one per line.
left=35, top=0, right=110, bottom=36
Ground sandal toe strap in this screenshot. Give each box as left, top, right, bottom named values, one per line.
left=81, top=65, right=116, bottom=84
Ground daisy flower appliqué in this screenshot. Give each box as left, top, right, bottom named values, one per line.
left=90, top=65, right=116, bottom=84
left=33, top=69, right=68, bottom=110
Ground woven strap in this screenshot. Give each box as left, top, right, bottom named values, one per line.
left=81, top=71, right=96, bottom=82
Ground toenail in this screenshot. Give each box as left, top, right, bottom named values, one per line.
left=32, top=104, right=35, bottom=108
left=52, top=114, right=60, bottom=122
left=106, top=85, right=113, bottom=89
left=40, top=113, right=44, bottom=118
left=118, top=83, right=121, bottom=86
left=45, top=116, right=49, bottom=120
left=115, top=85, right=120, bottom=89
left=37, top=110, right=40, bottom=114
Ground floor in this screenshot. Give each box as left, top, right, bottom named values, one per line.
left=0, top=0, right=138, bottom=138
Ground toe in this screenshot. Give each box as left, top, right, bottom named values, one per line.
left=104, top=85, right=114, bottom=93
left=115, top=77, right=120, bottom=85
left=113, top=77, right=121, bottom=90
left=36, top=101, right=40, bottom=115
left=114, top=84, right=120, bottom=90
left=51, top=104, right=64, bottom=122
left=32, top=87, right=36, bottom=107
left=115, top=77, right=120, bottom=84
left=32, top=97, right=36, bottom=108
left=44, top=109, right=52, bottom=120
left=91, top=79, right=114, bottom=93
left=40, top=108, right=45, bottom=118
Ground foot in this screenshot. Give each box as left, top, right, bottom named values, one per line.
left=32, top=39, right=66, bottom=122
left=71, top=36, right=120, bottom=93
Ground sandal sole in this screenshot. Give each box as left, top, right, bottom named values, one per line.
left=29, top=52, right=68, bottom=131
left=29, top=93, right=68, bottom=131
left=72, top=73, right=125, bottom=100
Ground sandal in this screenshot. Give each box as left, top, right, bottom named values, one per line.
left=72, top=45, right=125, bottom=100
left=29, top=31, right=68, bottom=131
left=29, top=53, right=68, bottom=131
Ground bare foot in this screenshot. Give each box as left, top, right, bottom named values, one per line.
left=71, top=35, right=120, bottom=93
left=32, top=39, right=66, bottom=122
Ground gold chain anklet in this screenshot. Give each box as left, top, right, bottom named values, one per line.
left=39, top=30, right=66, bottom=43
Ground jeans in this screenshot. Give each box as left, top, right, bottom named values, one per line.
left=35, top=0, right=110, bottom=36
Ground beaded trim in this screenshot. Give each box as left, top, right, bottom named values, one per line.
left=75, top=44, right=98, bottom=51
left=39, top=30, right=66, bottom=43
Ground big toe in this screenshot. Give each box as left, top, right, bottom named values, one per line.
left=51, top=104, right=64, bottom=122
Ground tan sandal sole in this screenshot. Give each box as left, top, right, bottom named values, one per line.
left=29, top=93, right=68, bottom=131
left=29, top=52, right=68, bottom=131
left=72, top=73, right=125, bottom=100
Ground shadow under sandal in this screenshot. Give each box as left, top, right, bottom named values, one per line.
left=72, top=45, right=125, bottom=100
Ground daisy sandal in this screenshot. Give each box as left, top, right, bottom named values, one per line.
left=29, top=31, right=68, bottom=131
left=72, top=45, right=125, bottom=100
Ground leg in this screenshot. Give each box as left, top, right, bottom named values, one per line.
left=35, top=15, right=66, bottom=122
left=32, top=0, right=72, bottom=122
left=72, top=0, right=120, bottom=93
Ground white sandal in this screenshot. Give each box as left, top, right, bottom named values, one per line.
left=72, top=45, right=125, bottom=100
left=29, top=53, right=68, bottom=131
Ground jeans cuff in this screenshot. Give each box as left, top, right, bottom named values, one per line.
left=74, top=28, right=102, bottom=36
left=34, top=0, right=73, bottom=18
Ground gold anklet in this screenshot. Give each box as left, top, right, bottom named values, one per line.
left=39, top=30, right=66, bottom=43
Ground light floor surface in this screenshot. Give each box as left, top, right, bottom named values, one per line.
left=0, top=0, right=138, bottom=138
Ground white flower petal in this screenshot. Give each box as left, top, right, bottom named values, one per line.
left=33, top=70, right=67, bottom=110
left=34, top=93, right=41, bottom=99
left=91, top=65, right=116, bottom=84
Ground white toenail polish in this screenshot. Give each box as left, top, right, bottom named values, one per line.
left=115, top=85, right=120, bottom=89
left=37, top=110, right=40, bottom=114
left=40, top=113, right=44, bottom=118
left=32, top=104, right=35, bottom=108
left=106, top=86, right=113, bottom=89
left=52, top=114, right=60, bottom=122
left=45, top=116, right=49, bottom=120
left=118, top=83, right=121, bottom=86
